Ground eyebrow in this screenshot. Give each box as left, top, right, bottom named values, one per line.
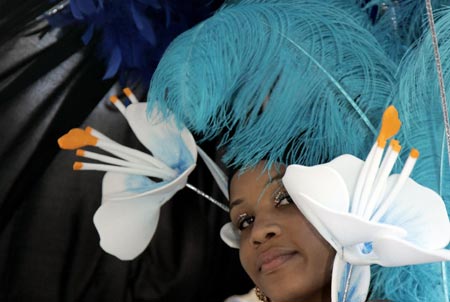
left=229, top=173, right=284, bottom=211
left=265, top=173, right=283, bottom=186
left=229, top=198, right=244, bottom=211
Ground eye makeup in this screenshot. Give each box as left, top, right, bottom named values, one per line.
left=233, top=184, right=293, bottom=230
left=272, top=183, right=293, bottom=207
left=237, top=213, right=255, bottom=230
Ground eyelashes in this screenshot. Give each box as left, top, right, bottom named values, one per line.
left=237, top=213, right=255, bottom=230
left=274, top=190, right=293, bottom=207
left=234, top=189, right=293, bottom=231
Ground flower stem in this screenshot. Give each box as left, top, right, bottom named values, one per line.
left=186, top=183, right=229, bottom=212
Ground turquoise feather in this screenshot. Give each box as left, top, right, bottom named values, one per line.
left=393, top=6, right=450, bottom=216
left=365, top=0, right=450, bottom=63
left=369, top=7, right=450, bottom=302
left=148, top=0, right=396, bottom=169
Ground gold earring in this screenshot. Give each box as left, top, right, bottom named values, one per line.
left=255, top=287, right=271, bottom=302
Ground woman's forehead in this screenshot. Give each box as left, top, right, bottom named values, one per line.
left=231, top=161, right=284, bottom=183
left=229, top=162, right=286, bottom=201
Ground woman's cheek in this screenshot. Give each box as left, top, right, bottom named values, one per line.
left=239, top=244, right=257, bottom=283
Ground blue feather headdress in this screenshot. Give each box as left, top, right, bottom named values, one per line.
left=147, top=1, right=450, bottom=301
left=148, top=0, right=396, bottom=169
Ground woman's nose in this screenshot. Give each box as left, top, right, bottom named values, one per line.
left=249, top=216, right=281, bottom=246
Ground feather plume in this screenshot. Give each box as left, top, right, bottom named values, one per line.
left=365, top=0, right=450, bottom=63
left=368, top=7, right=450, bottom=302
left=393, top=7, right=450, bottom=215
left=370, top=263, right=450, bottom=301
left=148, top=0, right=396, bottom=169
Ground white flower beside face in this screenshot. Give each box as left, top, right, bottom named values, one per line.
left=282, top=154, right=450, bottom=267
left=282, top=153, right=450, bottom=302
left=94, top=102, right=197, bottom=260
left=281, top=105, right=450, bottom=302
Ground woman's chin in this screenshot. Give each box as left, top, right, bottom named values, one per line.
left=258, top=259, right=332, bottom=302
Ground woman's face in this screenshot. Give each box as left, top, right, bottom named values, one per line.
left=229, top=161, right=335, bottom=302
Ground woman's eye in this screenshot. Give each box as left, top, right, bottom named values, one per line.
left=237, top=214, right=255, bottom=230
left=274, top=192, right=293, bottom=207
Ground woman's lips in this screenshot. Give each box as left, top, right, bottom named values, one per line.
left=257, top=249, right=298, bottom=273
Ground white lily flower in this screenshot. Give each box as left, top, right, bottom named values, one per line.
left=59, top=89, right=197, bottom=260
left=283, top=153, right=450, bottom=301
left=282, top=106, right=450, bottom=302
left=93, top=100, right=197, bottom=260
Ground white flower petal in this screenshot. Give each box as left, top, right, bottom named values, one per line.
left=102, top=172, right=168, bottom=197
left=95, top=167, right=195, bottom=260
left=377, top=175, right=450, bottom=249
left=102, top=165, right=195, bottom=202
left=125, top=103, right=197, bottom=169
left=220, top=222, right=240, bottom=249
left=331, top=256, right=370, bottom=302
left=325, top=154, right=364, bottom=201
left=293, top=192, right=406, bottom=247
left=94, top=197, right=162, bottom=260
left=283, top=164, right=407, bottom=248
left=283, top=164, right=350, bottom=212
left=372, top=234, right=450, bottom=267
left=342, top=244, right=377, bottom=266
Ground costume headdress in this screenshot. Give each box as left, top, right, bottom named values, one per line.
left=147, top=1, right=450, bottom=301
left=58, top=0, right=450, bottom=301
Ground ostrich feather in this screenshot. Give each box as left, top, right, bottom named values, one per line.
left=148, top=0, right=396, bottom=169
left=370, top=263, right=450, bottom=302
left=393, top=7, right=450, bottom=213
left=365, top=0, right=450, bottom=63
left=368, top=7, right=450, bottom=302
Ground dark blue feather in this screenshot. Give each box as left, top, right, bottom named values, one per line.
left=130, top=1, right=156, bottom=45
left=69, top=0, right=83, bottom=19
left=47, top=0, right=223, bottom=83
left=75, top=0, right=97, bottom=15
left=103, top=46, right=122, bottom=79
left=82, top=24, right=95, bottom=44
left=135, top=0, right=161, bottom=9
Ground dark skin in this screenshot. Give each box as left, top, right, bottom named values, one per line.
left=229, top=161, right=336, bottom=302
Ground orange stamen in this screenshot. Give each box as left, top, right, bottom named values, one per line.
left=73, top=162, right=83, bottom=170
left=109, top=95, right=119, bottom=103
left=85, top=126, right=93, bottom=134
left=377, top=138, right=387, bottom=148
left=410, top=148, right=420, bottom=159
left=377, top=105, right=402, bottom=147
left=123, top=87, right=132, bottom=97
left=390, top=139, right=402, bottom=153
left=58, top=128, right=98, bottom=150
